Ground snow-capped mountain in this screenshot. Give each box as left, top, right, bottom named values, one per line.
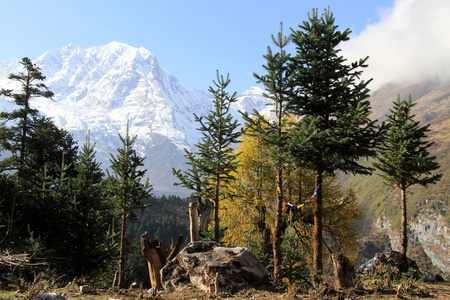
left=0, top=42, right=269, bottom=195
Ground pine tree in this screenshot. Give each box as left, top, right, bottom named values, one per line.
left=0, top=57, right=54, bottom=173
left=68, top=133, right=118, bottom=277
left=241, top=23, right=293, bottom=283
left=193, top=71, right=241, bottom=242
left=286, top=8, right=382, bottom=282
left=109, top=122, right=153, bottom=288
left=374, top=95, right=442, bottom=257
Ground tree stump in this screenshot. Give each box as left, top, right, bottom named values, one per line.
left=331, top=253, right=354, bottom=290
left=189, top=202, right=200, bottom=242
left=141, top=232, right=184, bottom=290
left=141, top=232, right=165, bottom=290
left=198, top=200, right=213, bottom=233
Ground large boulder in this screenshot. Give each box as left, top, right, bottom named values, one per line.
left=161, top=241, right=269, bottom=293
left=356, top=250, right=420, bottom=278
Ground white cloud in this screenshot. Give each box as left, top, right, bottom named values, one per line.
left=341, top=0, right=450, bottom=91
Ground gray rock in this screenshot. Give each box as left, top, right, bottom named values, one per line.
left=80, top=285, right=91, bottom=293
left=161, top=241, right=269, bottom=293
left=356, top=251, right=420, bottom=277
left=32, top=293, right=66, bottom=300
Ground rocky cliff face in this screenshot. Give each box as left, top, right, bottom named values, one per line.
left=372, top=213, right=450, bottom=273
left=410, top=214, right=450, bottom=273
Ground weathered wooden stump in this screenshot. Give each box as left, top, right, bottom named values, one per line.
left=331, top=252, right=354, bottom=290
left=141, top=232, right=184, bottom=290
left=189, top=202, right=200, bottom=242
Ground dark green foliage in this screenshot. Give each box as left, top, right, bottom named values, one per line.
left=374, top=95, right=442, bottom=256
left=0, top=57, right=54, bottom=172
left=108, top=121, right=153, bottom=288
left=374, top=95, right=442, bottom=190
left=1, top=118, right=79, bottom=256
left=0, top=132, right=118, bottom=280
left=280, top=228, right=310, bottom=287
left=243, top=23, right=292, bottom=147
left=0, top=60, right=83, bottom=270
left=175, top=71, right=240, bottom=242
left=108, top=123, right=152, bottom=216
left=0, top=58, right=143, bottom=284
left=194, top=71, right=241, bottom=190
left=24, top=116, right=78, bottom=184
left=241, top=23, right=293, bottom=283
left=0, top=174, right=20, bottom=245
left=60, top=134, right=118, bottom=277
left=287, top=9, right=381, bottom=176
left=285, top=8, right=383, bottom=281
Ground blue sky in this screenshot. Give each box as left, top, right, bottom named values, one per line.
left=1, top=0, right=448, bottom=93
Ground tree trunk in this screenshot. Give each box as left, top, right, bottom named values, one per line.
left=118, top=209, right=127, bottom=288
left=141, top=232, right=165, bottom=290
left=214, top=175, right=220, bottom=242
left=401, top=185, right=408, bottom=257
left=313, top=171, right=323, bottom=284
left=141, top=232, right=184, bottom=290
left=189, top=202, right=200, bottom=242
left=258, top=206, right=271, bottom=260
left=166, top=234, right=185, bottom=262
left=198, top=198, right=213, bottom=233
left=273, top=169, right=283, bottom=284
left=332, top=253, right=354, bottom=290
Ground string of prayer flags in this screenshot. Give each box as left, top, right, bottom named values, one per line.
left=278, top=186, right=319, bottom=208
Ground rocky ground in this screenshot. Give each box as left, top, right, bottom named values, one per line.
left=2, top=279, right=450, bottom=300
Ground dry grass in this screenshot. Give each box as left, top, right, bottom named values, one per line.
left=2, top=278, right=449, bottom=300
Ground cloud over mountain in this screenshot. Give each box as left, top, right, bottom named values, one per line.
left=341, top=0, right=450, bottom=91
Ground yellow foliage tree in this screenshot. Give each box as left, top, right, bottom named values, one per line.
left=221, top=124, right=363, bottom=278
left=221, top=128, right=275, bottom=261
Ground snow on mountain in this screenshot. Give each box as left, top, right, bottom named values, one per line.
left=0, top=42, right=269, bottom=195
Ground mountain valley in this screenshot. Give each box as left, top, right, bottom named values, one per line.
left=0, top=42, right=448, bottom=274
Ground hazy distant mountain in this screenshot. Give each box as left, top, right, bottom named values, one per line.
left=0, top=42, right=270, bottom=195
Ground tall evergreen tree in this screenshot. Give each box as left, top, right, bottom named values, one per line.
left=0, top=57, right=54, bottom=173
left=193, top=71, right=241, bottom=242
left=241, top=23, right=293, bottom=283
left=374, top=95, right=442, bottom=257
left=67, top=133, right=118, bottom=277
left=286, top=9, right=382, bottom=282
left=109, top=122, right=153, bottom=288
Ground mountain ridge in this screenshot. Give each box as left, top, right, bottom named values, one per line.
left=0, top=42, right=270, bottom=194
